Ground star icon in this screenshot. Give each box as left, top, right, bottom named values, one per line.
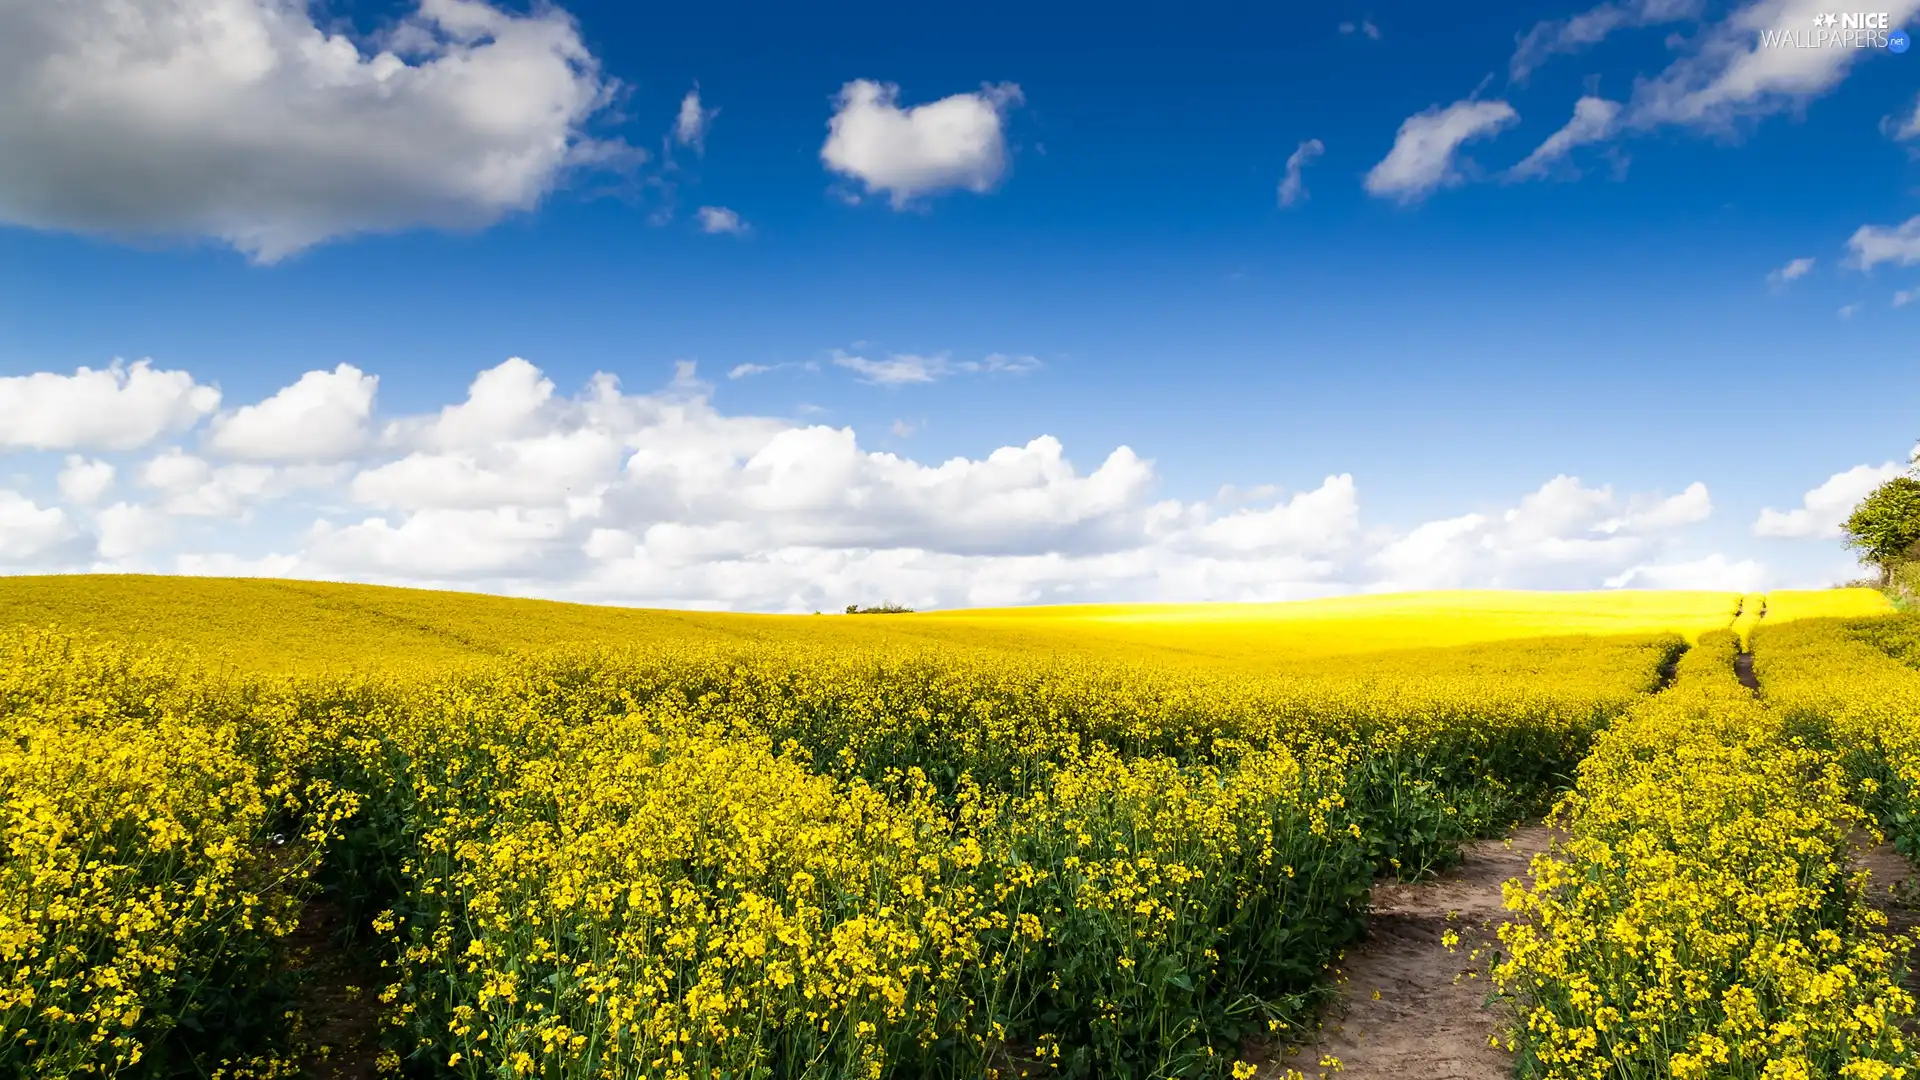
left=1824, top=13, right=1839, bottom=26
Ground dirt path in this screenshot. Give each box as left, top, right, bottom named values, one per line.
left=287, top=898, right=384, bottom=1080
left=1264, top=825, right=1556, bottom=1079
left=1853, top=838, right=1920, bottom=1000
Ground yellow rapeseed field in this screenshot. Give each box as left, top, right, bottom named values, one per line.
left=0, top=575, right=1751, bottom=674
left=2, top=575, right=1916, bottom=1079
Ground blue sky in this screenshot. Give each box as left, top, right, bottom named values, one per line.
left=0, top=0, right=1916, bottom=610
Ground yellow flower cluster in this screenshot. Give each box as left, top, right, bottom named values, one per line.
left=0, top=631, right=355, bottom=1077
left=1753, top=610, right=1920, bottom=864
left=1496, top=629, right=1917, bottom=1079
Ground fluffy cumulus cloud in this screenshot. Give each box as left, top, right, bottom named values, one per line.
left=1277, top=139, right=1325, bottom=207
left=0, top=360, right=220, bottom=451
left=1606, top=553, right=1768, bottom=591
left=1369, top=476, right=1713, bottom=590
left=0, top=354, right=1774, bottom=606
left=139, top=448, right=340, bottom=518
left=821, top=80, right=1024, bottom=206
left=207, top=364, right=378, bottom=460
left=0, top=491, right=76, bottom=561
left=0, top=0, right=627, bottom=262
left=58, top=457, right=115, bottom=506
left=1754, top=460, right=1912, bottom=538
left=696, top=207, right=748, bottom=235
left=1365, top=100, right=1519, bottom=203
left=1509, top=97, right=1622, bottom=179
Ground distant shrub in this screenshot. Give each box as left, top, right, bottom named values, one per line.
left=845, top=601, right=915, bottom=614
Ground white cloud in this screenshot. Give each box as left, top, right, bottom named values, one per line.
left=1510, top=97, right=1622, bottom=179
left=1365, top=100, right=1519, bottom=203
left=207, top=364, right=378, bottom=460
left=1848, top=217, right=1920, bottom=271
left=1755, top=461, right=1910, bottom=537
left=697, top=206, right=748, bottom=235
left=1894, top=287, right=1917, bottom=308
left=0, top=0, right=627, bottom=262
left=821, top=80, right=1023, bottom=207
left=727, top=361, right=818, bottom=380
left=1510, top=0, right=1704, bottom=82
left=1888, top=93, right=1920, bottom=140
left=1838, top=302, right=1862, bottom=320
left=1767, top=256, right=1815, bottom=284
left=1605, top=553, right=1768, bottom=591
left=832, top=351, right=1039, bottom=386
left=0, top=491, right=75, bottom=562
left=351, top=428, right=623, bottom=511
left=1503, top=0, right=1920, bottom=163
left=1622, top=0, right=1920, bottom=132
left=833, top=353, right=941, bottom=386
left=977, top=353, right=1042, bottom=375
left=675, top=88, right=718, bottom=151
left=308, top=507, right=576, bottom=578
left=890, top=419, right=917, bottom=438
left=1339, top=19, right=1382, bottom=39
left=0, top=360, right=219, bottom=451
left=0, top=356, right=1770, bottom=608
left=382, top=357, right=557, bottom=451
left=137, top=447, right=338, bottom=518
left=1599, top=481, right=1714, bottom=533
left=1278, top=139, right=1325, bottom=207
left=1179, top=475, right=1361, bottom=555
left=58, top=457, right=115, bottom=506
left=174, top=551, right=303, bottom=578
left=94, top=502, right=172, bottom=560
left=1368, top=475, right=1712, bottom=590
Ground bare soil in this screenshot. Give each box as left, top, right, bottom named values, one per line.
left=1264, top=825, right=1558, bottom=1080
left=1853, top=837, right=1920, bottom=1004
left=287, top=898, right=384, bottom=1080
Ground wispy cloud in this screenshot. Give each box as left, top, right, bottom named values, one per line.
left=1509, top=97, right=1621, bottom=179
left=1510, top=0, right=1702, bottom=83
left=1767, top=257, right=1815, bottom=285
left=1277, top=139, right=1325, bottom=207
left=1365, top=99, right=1519, bottom=203
left=832, top=351, right=1042, bottom=386
left=726, top=360, right=818, bottom=380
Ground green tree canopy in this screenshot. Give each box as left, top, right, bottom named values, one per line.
left=1843, top=475, right=1920, bottom=578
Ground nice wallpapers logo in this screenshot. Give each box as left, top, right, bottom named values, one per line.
left=1759, top=12, right=1910, bottom=50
